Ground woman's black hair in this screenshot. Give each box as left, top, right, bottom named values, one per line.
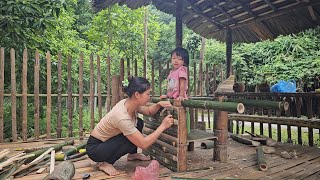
left=122, top=76, right=151, bottom=97
left=171, top=47, right=189, bottom=66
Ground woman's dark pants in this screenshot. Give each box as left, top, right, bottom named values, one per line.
left=86, top=118, right=144, bottom=164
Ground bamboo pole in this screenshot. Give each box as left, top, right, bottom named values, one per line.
left=11, top=48, right=17, bottom=142
left=34, top=51, right=40, bottom=140
left=79, top=53, right=84, bottom=140
left=120, top=58, right=124, bottom=99
left=152, top=98, right=245, bottom=113
left=46, top=51, right=52, bottom=139
left=57, top=52, right=62, bottom=138
left=97, top=55, right=102, bottom=120
left=226, top=98, right=289, bottom=111
left=106, top=55, right=111, bottom=112
left=256, top=147, right=268, bottom=171
left=67, top=55, right=73, bottom=137
left=151, top=59, right=155, bottom=96
left=0, top=48, right=3, bottom=143
left=22, top=49, right=28, bottom=141
left=158, top=61, right=162, bottom=95
left=89, top=53, right=94, bottom=131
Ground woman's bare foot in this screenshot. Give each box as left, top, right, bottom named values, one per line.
left=127, top=153, right=151, bottom=161
left=97, top=162, right=119, bottom=176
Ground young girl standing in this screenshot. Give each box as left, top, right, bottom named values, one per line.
left=160, top=47, right=189, bottom=101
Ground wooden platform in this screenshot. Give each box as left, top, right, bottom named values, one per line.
left=1, top=138, right=319, bottom=179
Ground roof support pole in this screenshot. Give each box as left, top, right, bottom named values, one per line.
left=176, top=0, right=183, bottom=47
left=226, top=28, right=232, bottom=77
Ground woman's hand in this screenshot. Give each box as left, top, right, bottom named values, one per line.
left=157, top=101, right=172, bottom=108
left=161, top=114, right=174, bottom=129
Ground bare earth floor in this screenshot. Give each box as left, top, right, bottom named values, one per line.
left=1, top=138, right=319, bottom=180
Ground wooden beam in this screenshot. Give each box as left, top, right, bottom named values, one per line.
left=308, top=6, right=318, bottom=21
left=226, top=28, right=232, bottom=78
left=263, top=0, right=278, bottom=11
left=176, top=0, right=183, bottom=47
left=209, top=1, right=237, bottom=25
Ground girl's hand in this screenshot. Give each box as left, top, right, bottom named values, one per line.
left=161, top=115, right=174, bottom=129
left=157, top=101, right=172, bottom=108
left=160, top=95, right=167, bottom=99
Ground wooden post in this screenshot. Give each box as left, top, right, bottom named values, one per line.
left=68, top=55, right=73, bottom=137
left=46, top=51, right=52, bottom=139
left=127, top=58, right=131, bottom=77
left=120, top=58, right=124, bottom=99
left=0, top=48, right=4, bottom=143
left=175, top=101, right=187, bottom=171
left=226, top=28, right=232, bottom=78
left=213, top=64, right=217, bottom=92
left=34, top=50, right=40, bottom=140
left=214, top=96, right=228, bottom=162
left=22, top=49, right=28, bottom=141
left=143, top=7, right=148, bottom=78
left=151, top=59, right=155, bottom=96
left=10, top=48, right=17, bottom=142
left=307, top=97, right=313, bottom=146
left=176, top=0, right=183, bottom=47
left=106, top=55, right=111, bottom=112
left=57, top=52, right=62, bottom=138
left=111, top=75, right=120, bottom=108
left=134, top=58, right=138, bottom=76
left=89, top=54, right=95, bottom=131
left=79, top=53, right=84, bottom=140
left=158, top=61, right=162, bottom=95
left=97, top=55, right=102, bottom=120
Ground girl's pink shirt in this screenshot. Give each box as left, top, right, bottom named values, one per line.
left=166, top=66, right=188, bottom=99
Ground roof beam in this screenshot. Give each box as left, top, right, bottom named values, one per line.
left=235, top=0, right=258, bottom=18
left=209, top=1, right=237, bottom=25
left=308, top=6, right=318, bottom=21
left=184, top=0, right=226, bottom=29
left=263, top=0, right=278, bottom=11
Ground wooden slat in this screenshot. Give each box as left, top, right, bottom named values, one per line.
left=134, top=58, right=137, bottom=76
left=89, top=54, right=94, bottom=131
left=193, top=62, right=198, bottom=129
left=46, top=51, right=52, bottom=139
left=0, top=48, right=4, bottom=142
left=34, top=51, right=40, bottom=140
left=307, top=97, right=313, bottom=146
left=158, top=61, right=162, bottom=95
left=151, top=59, right=154, bottom=96
left=127, top=58, right=130, bottom=77
left=119, top=58, right=124, bottom=100
left=10, top=48, right=17, bottom=142
left=67, top=55, right=73, bottom=137
left=22, top=49, right=28, bottom=141
left=57, top=51, right=62, bottom=138
left=79, top=52, right=84, bottom=140
left=97, top=55, right=102, bottom=120
left=177, top=106, right=187, bottom=171
left=106, top=55, right=111, bottom=112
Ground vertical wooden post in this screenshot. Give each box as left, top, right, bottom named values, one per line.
left=97, top=55, right=102, bottom=120
left=89, top=54, right=95, bottom=131
left=106, top=56, right=111, bottom=112
left=120, top=58, right=124, bottom=99
left=226, top=28, right=232, bottom=78
left=10, top=49, right=17, bottom=142
left=46, top=51, right=52, bottom=139
left=143, top=7, right=148, bottom=78
left=79, top=53, right=84, bottom=140
left=67, top=55, right=73, bottom=137
left=34, top=50, right=40, bottom=140
left=22, top=49, right=28, bottom=141
left=220, top=64, right=224, bottom=82
left=151, top=59, right=155, bottom=96
left=176, top=0, right=183, bottom=47
left=307, top=97, right=313, bottom=146
left=57, top=52, right=62, bottom=138
left=111, top=75, right=120, bottom=108
left=175, top=101, right=187, bottom=171
left=213, top=64, right=217, bottom=92
left=134, top=59, right=138, bottom=76
left=285, top=96, right=292, bottom=142
left=213, top=111, right=228, bottom=162
left=158, top=61, right=162, bottom=95
left=127, top=58, right=131, bottom=77
left=0, top=48, right=4, bottom=143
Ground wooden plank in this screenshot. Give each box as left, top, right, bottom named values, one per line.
left=89, top=53, right=94, bottom=131
left=10, top=48, right=17, bottom=142
left=46, top=51, right=52, bottom=139
left=0, top=48, right=4, bottom=142
left=97, top=55, right=102, bottom=120
left=106, top=55, right=111, bottom=112
left=158, top=60, right=162, bottom=95
left=22, top=48, right=28, bottom=141
left=57, top=51, right=62, bottom=138
left=67, top=55, right=73, bottom=137
left=151, top=59, right=154, bottom=96
left=134, top=58, right=137, bottom=76
left=119, top=58, right=124, bottom=99
left=127, top=57, right=130, bottom=77
left=34, top=50, right=40, bottom=140
left=187, top=129, right=217, bottom=142
left=177, top=106, right=187, bottom=171
left=79, top=52, right=84, bottom=139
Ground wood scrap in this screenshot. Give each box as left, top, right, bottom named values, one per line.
left=0, top=149, right=10, bottom=160
left=256, top=147, right=268, bottom=171
left=261, top=146, right=276, bottom=154
left=200, top=141, right=215, bottom=149
left=245, top=131, right=277, bottom=146
left=49, top=150, right=55, bottom=173
left=44, top=161, right=75, bottom=180
left=230, top=134, right=260, bottom=146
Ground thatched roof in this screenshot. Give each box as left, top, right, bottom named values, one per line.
left=92, top=0, right=320, bottom=43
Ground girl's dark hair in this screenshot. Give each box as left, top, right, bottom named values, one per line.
left=171, top=47, right=189, bottom=66
left=122, top=76, right=151, bottom=97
